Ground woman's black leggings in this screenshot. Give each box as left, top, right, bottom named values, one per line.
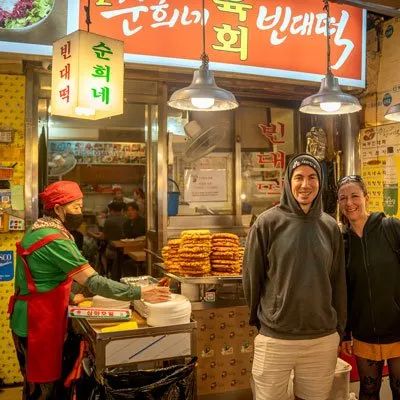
left=357, top=356, right=400, bottom=399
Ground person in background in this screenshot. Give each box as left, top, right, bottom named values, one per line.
left=111, top=185, right=125, bottom=204
left=89, top=201, right=127, bottom=277
left=243, top=154, right=346, bottom=400
left=123, top=202, right=145, bottom=239
left=103, top=201, right=127, bottom=243
left=132, top=188, right=145, bottom=217
left=120, top=202, right=146, bottom=277
left=338, top=175, right=400, bottom=400
left=8, top=181, right=170, bottom=400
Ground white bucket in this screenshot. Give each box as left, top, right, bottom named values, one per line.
left=288, top=358, right=352, bottom=400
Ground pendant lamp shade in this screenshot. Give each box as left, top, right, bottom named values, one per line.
left=300, top=72, right=362, bottom=115
left=168, top=0, right=238, bottom=112
left=385, top=103, right=400, bottom=122
left=299, top=0, right=361, bottom=115
left=168, top=66, right=238, bottom=111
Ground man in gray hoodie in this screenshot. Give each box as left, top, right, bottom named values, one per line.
left=243, top=154, right=346, bottom=400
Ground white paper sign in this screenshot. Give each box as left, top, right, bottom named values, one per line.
left=184, top=169, right=227, bottom=202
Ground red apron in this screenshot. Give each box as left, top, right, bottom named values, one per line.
left=8, top=233, right=72, bottom=383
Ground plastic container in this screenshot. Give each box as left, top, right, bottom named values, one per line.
left=168, top=179, right=180, bottom=216
left=180, top=283, right=200, bottom=302
left=288, top=358, right=352, bottom=400
left=329, top=358, right=352, bottom=400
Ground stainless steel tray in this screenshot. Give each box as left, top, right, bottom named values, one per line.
left=120, top=275, right=158, bottom=286
left=155, top=264, right=242, bottom=284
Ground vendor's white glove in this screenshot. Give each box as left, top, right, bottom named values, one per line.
left=141, top=285, right=171, bottom=303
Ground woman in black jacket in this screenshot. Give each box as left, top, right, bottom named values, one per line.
left=338, top=175, right=400, bottom=400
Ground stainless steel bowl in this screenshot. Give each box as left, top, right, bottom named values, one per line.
left=0, top=0, right=55, bottom=32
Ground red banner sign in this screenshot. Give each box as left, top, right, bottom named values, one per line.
left=78, top=0, right=365, bottom=86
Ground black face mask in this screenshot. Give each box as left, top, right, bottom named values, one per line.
left=63, top=213, right=84, bottom=231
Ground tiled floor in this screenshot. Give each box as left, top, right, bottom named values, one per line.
left=0, top=387, right=22, bottom=400
left=0, top=380, right=393, bottom=400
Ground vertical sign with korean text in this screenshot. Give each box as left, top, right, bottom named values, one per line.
left=51, top=30, right=124, bottom=120
left=360, top=124, right=400, bottom=218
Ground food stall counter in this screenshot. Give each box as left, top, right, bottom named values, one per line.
left=72, top=310, right=197, bottom=378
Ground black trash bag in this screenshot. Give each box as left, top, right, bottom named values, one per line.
left=74, top=367, right=105, bottom=400
left=103, top=357, right=197, bottom=400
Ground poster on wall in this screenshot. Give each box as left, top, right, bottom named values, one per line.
left=184, top=169, right=227, bottom=202
left=48, top=140, right=146, bottom=167
left=360, top=124, right=400, bottom=217
left=0, top=251, right=14, bottom=282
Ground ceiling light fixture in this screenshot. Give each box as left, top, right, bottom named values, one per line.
left=300, top=0, right=361, bottom=115
left=168, top=0, right=238, bottom=111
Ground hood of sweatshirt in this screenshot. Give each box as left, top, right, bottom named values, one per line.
left=364, top=211, right=385, bottom=234
left=279, top=153, right=323, bottom=218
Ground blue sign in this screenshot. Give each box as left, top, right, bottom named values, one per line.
left=0, top=251, right=14, bottom=282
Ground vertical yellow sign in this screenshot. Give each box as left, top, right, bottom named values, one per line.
left=360, top=125, right=400, bottom=218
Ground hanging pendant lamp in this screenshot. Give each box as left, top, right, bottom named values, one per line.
left=300, top=0, right=361, bottom=115
left=168, top=0, right=238, bottom=111
left=385, top=103, right=400, bottom=122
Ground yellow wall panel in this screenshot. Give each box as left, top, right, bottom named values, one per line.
left=0, top=74, right=25, bottom=384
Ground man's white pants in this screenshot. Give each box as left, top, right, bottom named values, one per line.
left=252, top=332, right=340, bottom=400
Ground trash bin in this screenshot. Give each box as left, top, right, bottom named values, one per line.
left=103, top=357, right=197, bottom=400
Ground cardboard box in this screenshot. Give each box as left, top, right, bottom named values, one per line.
left=364, top=27, right=380, bottom=95
left=362, top=18, right=400, bottom=126
left=380, top=18, right=400, bottom=63
left=193, top=306, right=253, bottom=395
left=362, top=90, right=400, bottom=127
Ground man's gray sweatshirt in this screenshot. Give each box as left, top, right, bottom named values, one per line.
left=242, top=158, right=346, bottom=340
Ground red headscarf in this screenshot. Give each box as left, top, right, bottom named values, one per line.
left=40, top=181, right=83, bottom=210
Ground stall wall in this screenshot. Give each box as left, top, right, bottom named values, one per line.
left=361, top=17, right=400, bottom=126
left=0, top=74, right=25, bottom=384
left=359, top=18, right=400, bottom=218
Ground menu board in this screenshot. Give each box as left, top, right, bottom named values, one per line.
left=49, top=140, right=146, bottom=166
left=360, top=124, right=400, bottom=217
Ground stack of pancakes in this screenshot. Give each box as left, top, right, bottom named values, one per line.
left=210, top=233, right=241, bottom=276
left=178, top=229, right=212, bottom=276
left=161, top=238, right=182, bottom=274
left=238, top=246, right=245, bottom=267
left=162, top=231, right=245, bottom=277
